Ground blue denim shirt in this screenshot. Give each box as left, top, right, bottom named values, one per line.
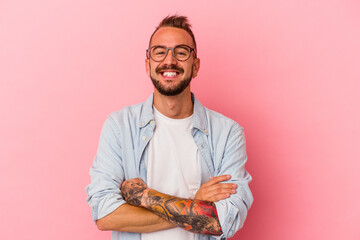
left=86, top=93, right=253, bottom=240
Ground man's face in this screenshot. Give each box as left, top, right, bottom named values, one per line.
left=146, top=27, right=200, bottom=96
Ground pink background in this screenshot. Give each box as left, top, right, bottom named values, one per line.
left=1, top=0, right=359, bottom=239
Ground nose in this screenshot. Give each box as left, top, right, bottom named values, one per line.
left=162, top=49, right=177, bottom=64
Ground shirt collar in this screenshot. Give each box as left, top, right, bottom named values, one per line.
left=191, top=93, right=209, bottom=135
left=139, top=92, right=209, bottom=135
left=138, top=93, right=154, bottom=128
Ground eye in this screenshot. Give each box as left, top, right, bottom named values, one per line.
left=174, top=46, right=190, bottom=57
left=152, top=47, right=166, bottom=56
left=154, top=50, right=165, bottom=55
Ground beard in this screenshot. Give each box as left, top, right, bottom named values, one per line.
left=150, top=64, right=193, bottom=96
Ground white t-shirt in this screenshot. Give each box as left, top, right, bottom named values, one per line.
left=141, top=107, right=201, bottom=240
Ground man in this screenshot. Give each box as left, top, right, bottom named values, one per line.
left=86, top=15, right=253, bottom=240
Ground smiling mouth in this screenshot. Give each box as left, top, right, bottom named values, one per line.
left=161, top=71, right=179, bottom=77
left=156, top=64, right=184, bottom=77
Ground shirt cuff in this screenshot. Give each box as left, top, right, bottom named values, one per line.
left=91, top=193, right=126, bottom=223
left=214, top=201, right=239, bottom=239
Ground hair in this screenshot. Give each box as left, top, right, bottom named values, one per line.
left=149, top=15, right=197, bottom=53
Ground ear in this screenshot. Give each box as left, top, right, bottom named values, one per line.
left=145, top=58, right=150, bottom=77
left=192, top=58, right=200, bottom=78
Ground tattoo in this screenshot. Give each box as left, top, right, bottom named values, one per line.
left=121, top=178, right=147, bottom=206
left=144, top=189, right=223, bottom=235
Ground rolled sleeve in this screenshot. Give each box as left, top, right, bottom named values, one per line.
left=85, top=116, right=126, bottom=223
left=214, top=125, right=254, bottom=238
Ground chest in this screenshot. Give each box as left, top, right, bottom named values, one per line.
left=146, top=121, right=201, bottom=198
left=120, top=123, right=217, bottom=185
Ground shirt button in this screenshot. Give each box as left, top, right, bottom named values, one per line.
left=150, top=120, right=154, bottom=125
left=142, top=136, right=146, bottom=141
left=141, top=122, right=145, bottom=126
left=204, top=129, right=208, bottom=133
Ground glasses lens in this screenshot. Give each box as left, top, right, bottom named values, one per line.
left=149, top=45, right=192, bottom=61
left=151, top=46, right=167, bottom=61
left=174, top=46, right=191, bottom=61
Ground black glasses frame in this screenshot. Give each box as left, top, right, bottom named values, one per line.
left=146, top=44, right=197, bottom=62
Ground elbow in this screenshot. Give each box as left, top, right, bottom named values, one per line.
left=96, top=218, right=110, bottom=231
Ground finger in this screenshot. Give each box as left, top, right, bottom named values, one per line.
left=203, top=175, right=231, bottom=187
left=209, top=193, right=233, bottom=202
left=203, top=185, right=237, bottom=201
left=195, top=185, right=236, bottom=201
left=207, top=186, right=237, bottom=198
left=206, top=183, right=237, bottom=193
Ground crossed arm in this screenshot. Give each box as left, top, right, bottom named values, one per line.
left=96, top=175, right=237, bottom=235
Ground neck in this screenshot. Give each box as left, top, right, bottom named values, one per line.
left=153, top=88, right=193, bottom=119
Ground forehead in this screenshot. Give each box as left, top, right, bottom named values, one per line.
left=150, top=27, right=194, bottom=48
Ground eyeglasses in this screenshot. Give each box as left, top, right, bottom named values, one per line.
left=146, top=44, right=196, bottom=62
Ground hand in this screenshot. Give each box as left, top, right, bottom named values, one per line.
left=121, top=178, right=148, bottom=206
left=194, top=175, right=237, bottom=202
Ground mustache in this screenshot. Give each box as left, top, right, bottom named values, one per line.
left=155, top=64, right=184, bottom=74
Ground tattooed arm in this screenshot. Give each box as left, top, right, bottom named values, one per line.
left=96, top=175, right=234, bottom=233
left=121, top=178, right=223, bottom=235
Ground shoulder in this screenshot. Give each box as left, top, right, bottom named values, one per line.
left=205, top=107, right=244, bottom=134
left=104, top=102, right=146, bottom=133
left=192, top=94, right=243, bottom=136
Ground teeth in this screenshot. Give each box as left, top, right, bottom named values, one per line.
left=162, top=72, right=177, bottom=77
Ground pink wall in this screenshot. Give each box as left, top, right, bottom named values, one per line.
left=1, top=0, right=359, bottom=239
